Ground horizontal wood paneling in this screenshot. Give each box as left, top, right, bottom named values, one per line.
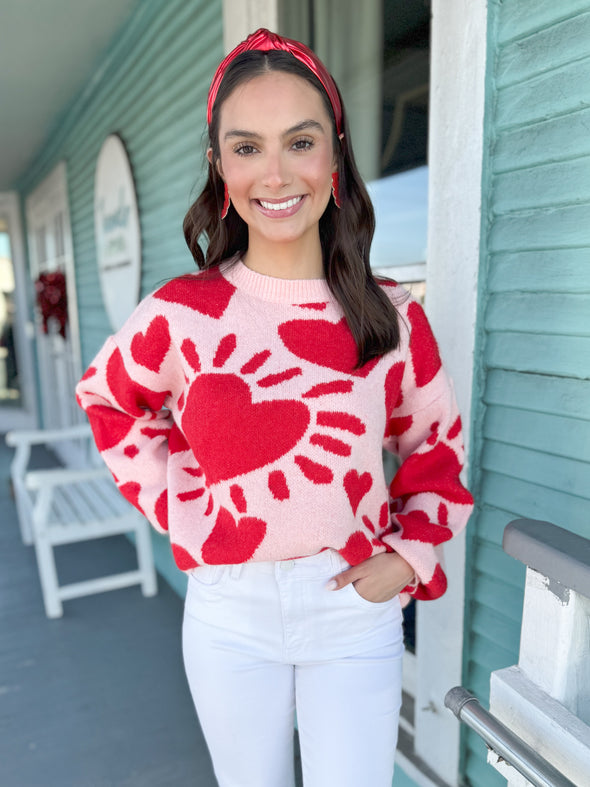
left=484, top=370, right=589, bottom=418
left=489, top=205, right=590, bottom=252
left=494, top=108, right=590, bottom=173
left=485, top=331, right=590, bottom=378
left=495, top=56, right=590, bottom=130
left=492, top=156, right=590, bottom=212
left=487, top=249, right=590, bottom=293
left=471, top=596, right=522, bottom=660
left=472, top=537, right=526, bottom=587
left=497, top=11, right=590, bottom=86
left=483, top=406, right=590, bottom=461
left=466, top=661, right=502, bottom=705
left=480, top=473, right=589, bottom=539
left=471, top=574, right=524, bottom=627
left=470, top=628, right=520, bottom=675
left=497, top=0, right=590, bottom=43
left=482, top=441, right=589, bottom=496
left=485, top=292, right=590, bottom=335
left=472, top=506, right=519, bottom=548
left=467, top=1, right=590, bottom=756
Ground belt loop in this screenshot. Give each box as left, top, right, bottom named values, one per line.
left=330, top=548, right=346, bottom=574
left=230, top=563, right=242, bottom=579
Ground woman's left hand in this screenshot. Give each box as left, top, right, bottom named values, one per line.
left=328, top=552, right=416, bottom=603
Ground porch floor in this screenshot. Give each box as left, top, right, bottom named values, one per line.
left=0, top=438, right=219, bottom=787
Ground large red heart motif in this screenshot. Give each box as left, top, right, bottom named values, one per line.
left=182, top=373, right=310, bottom=484
left=278, top=318, right=379, bottom=377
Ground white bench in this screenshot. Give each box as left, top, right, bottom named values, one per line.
left=6, top=423, right=157, bottom=618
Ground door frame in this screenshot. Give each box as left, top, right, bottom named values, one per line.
left=25, top=162, right=83, bottom=434
left=0, top=191, right=38, bottom=431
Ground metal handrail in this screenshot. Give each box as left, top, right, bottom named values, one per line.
left=444, top=687, right=578, bottom=787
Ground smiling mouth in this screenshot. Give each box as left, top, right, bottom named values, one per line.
left=257, top=196, right=304, bottom=211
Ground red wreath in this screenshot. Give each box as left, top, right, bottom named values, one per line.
left=35, top=270, right=68, bottom=339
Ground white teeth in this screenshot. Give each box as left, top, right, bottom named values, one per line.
left=259, top=197, right=302, bottom=211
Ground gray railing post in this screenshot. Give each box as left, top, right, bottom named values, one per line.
left=446, top=518, right=590, bottom=786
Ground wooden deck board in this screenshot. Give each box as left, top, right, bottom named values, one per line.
left=0, top=440, right=217, bottom=787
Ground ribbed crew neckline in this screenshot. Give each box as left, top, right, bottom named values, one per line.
left=222, top=259, right=333, bottom=304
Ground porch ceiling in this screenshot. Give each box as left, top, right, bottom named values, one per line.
left=0, top=0, right=138, bottom=190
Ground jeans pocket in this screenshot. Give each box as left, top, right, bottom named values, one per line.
left=346, top=581, right=401, bottom=611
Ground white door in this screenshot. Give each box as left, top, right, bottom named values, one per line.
left=25, top=163, right=85, bottom=464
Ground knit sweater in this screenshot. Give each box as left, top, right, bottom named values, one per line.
left=76, top=259, right=473, bottom=604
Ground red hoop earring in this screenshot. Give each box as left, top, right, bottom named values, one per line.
left=221, top=183, right=230, bottom=219
left=331, top=172, right=341, bottom=209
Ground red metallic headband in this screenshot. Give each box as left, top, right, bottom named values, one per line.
left=207, top=28, right=343, bottom=135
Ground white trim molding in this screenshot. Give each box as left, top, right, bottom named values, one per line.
left=415, top=0, right=487, bottom=783
left=25, top=162, right=84, bottom=456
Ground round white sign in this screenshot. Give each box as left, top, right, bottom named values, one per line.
left=94, top=134, right=141, bottom=331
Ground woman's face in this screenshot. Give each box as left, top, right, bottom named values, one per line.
left=213, top=70, right=337, bottom=255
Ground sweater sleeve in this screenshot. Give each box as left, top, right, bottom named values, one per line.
left=382, top=300, right=473, bottom=601
left=75, top=325, right=181, bottom=535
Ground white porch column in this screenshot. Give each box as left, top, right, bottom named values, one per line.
left=414, top=1, right=487, bottom=782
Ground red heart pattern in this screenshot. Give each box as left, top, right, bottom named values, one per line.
left=343, top=470, right=373, bottom=515
left=154, top=273, right=236, bottom=319
left=407, top=302, right=442, bottom=387
left=172, top=543, right=199, bottom=570
left=77, top=272, right=473, bottom=606
left=182, top=373, right=310, bottom=484
left=86, top=404, right=133, bottom=451
left=106, top=347, right=170, bottom=417
left=131, top=316, right=170, bottom=372
left=340, top=531, right=373, bottom=564
left=201, top=507, right=266, bottom=563
left=279, top=318, right=379, bottom=377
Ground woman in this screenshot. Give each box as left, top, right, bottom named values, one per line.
left=76, top=29, right=473, bottom=787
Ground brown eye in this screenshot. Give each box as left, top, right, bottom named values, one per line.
left=292, top=138, right=313, bottom=151
left=235, top=144, right=257, bottom=156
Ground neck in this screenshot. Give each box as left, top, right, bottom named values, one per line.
left=242, top=234, right=324, bottom=280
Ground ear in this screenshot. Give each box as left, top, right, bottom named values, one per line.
left=207, top=148, right=225, bottom=180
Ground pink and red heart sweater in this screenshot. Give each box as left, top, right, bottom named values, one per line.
left=76, top=259, right=473, bottom=604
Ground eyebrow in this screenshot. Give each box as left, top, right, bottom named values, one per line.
left=223, top=119, right=326, bottom=142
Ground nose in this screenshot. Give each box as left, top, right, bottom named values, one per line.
left=261, top=149, right=290, bottom=190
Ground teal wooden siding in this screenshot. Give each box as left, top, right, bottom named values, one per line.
left=16, top=0, right=223, bottom=597
left=464, top=1, right=590, bottom=784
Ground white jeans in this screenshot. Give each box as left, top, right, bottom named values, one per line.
left=182, top=549, right=404, bottom=787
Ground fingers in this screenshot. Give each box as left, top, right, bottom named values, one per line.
left=326, top=566, right=360, bottom=591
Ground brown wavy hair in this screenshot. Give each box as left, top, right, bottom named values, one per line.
left=183, top=50, right=401, bottom=367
